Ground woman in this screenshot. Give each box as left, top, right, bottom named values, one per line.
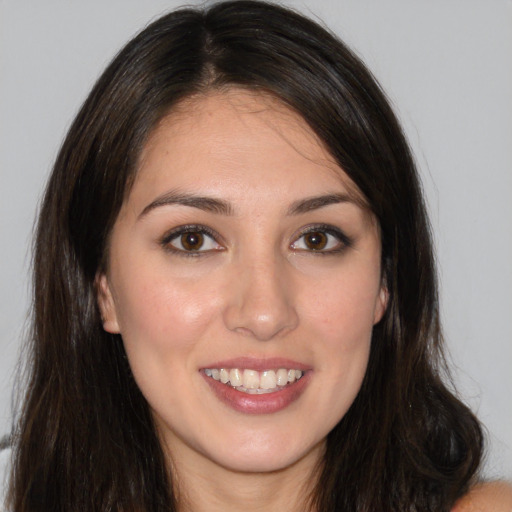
left=3, top=1, right=511, bottom=510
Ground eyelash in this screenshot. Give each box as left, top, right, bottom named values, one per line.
left=160, top=224, right=223, bottom=257
left=159, top=223, right=352, bottom=257
left=291, top=224, right=353, bottom=255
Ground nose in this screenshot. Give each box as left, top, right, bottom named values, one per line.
left=223, top=254, right=299, bottom=341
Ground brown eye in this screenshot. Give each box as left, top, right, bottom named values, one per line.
left=291, top=226, right=351, bottom=254
left=180, top=232, right=204, bottom=251
left=164, top=226, right=222, bottom=255
left=304, top=232, right=328, bottom=250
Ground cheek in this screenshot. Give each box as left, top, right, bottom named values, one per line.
left=302, top=270, right=381, bottom=346
left=302, top=272, right=378, bottom=422
left=301, top=265, right=379, bottom=409
left=112, top=267, right=223, bottom=359
left=110, top=269, right=226, bottom=416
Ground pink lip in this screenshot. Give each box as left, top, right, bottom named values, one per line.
left=200, top=358, right=312, bottom=415
left=201, top=357, right=311, bottom=372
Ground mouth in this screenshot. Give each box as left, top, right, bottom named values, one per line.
left=203, top=367, right=304, bottom=395
left=201, top=360, right=311, bottom=414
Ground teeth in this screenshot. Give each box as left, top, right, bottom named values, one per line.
left=220, top=368, right=229, bottom=384
left=229, top=368, right=242, bottom=387
left=243, top=369, right=259, bottom=389
left=204, top=367, right=304, bottom=393
left=260, top=370, right=277, bottom=390
left=276, top=368, right=288, bottom=386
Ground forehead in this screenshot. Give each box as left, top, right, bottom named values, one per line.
left=144, top=89, right=325, bottom=154
left=134, top=89, right=366, bottom=208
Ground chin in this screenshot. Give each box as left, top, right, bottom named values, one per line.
left=205, top=434, right=324, bottom=474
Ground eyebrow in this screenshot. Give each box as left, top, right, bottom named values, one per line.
left=139, top=191, right=234, bottom=218
left=139, top=190, right=353, bottom=219
left=286, top=193, right=354, bottom=215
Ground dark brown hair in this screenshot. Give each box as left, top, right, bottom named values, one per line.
left=8, top=1, right=482, bottom=510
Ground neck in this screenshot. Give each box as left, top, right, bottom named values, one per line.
left=168, top=442, right=324, bottom=512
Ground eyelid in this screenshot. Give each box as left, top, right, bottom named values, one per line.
left=290, top=224, right=353, bottom=253
left=160, top=224, right=225, bottom=255
left=159, top=223, right=352, bottom=256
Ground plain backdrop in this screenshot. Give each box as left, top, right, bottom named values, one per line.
left=1, top=0, right=511, bottom=478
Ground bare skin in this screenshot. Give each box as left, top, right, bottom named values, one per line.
left=97, top=88, right=510, bottom=512
left=172, top=439, right=322, bottom=512
left=98, top=89, right=385, bottom=512
left=453, top=481, right=512, bottom=512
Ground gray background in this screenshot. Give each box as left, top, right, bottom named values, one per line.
left=1, top=0, right=511, bottom=478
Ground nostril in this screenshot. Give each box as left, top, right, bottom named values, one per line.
left=222, top=261, right=299, bottom=340
left=225, top=307, right=299, bottom=341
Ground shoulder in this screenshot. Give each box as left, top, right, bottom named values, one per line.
left=453, top=481, right=512, bottom=512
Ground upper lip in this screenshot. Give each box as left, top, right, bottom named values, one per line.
left=201, top=357, right=311, bottom=372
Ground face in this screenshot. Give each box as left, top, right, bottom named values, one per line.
left=98, top=90, right=387, bottom=476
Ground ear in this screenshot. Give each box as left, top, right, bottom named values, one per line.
left=95, top=273, right=120, bottom=334
left=373, top=283, right=389, bottom=325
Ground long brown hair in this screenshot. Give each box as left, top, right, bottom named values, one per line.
left=9, top=1, right=482, bottom=510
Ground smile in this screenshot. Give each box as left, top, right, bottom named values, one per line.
left=204, top=368, right=304, bottom=394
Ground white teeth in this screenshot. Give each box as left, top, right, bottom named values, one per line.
left=220, top=368, right=230, bottom=384
left=243, top=369, right=260, bottom=389
left=229, top=368, right=242, bottom=387
left=204, top=367, right=304, bottom=393
left=276, top=368, right=288, bottom=386
left=260, top=370, right=277, bottom=390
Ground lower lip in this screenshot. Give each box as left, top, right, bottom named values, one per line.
left=202, top=371, right=311, bottom=414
